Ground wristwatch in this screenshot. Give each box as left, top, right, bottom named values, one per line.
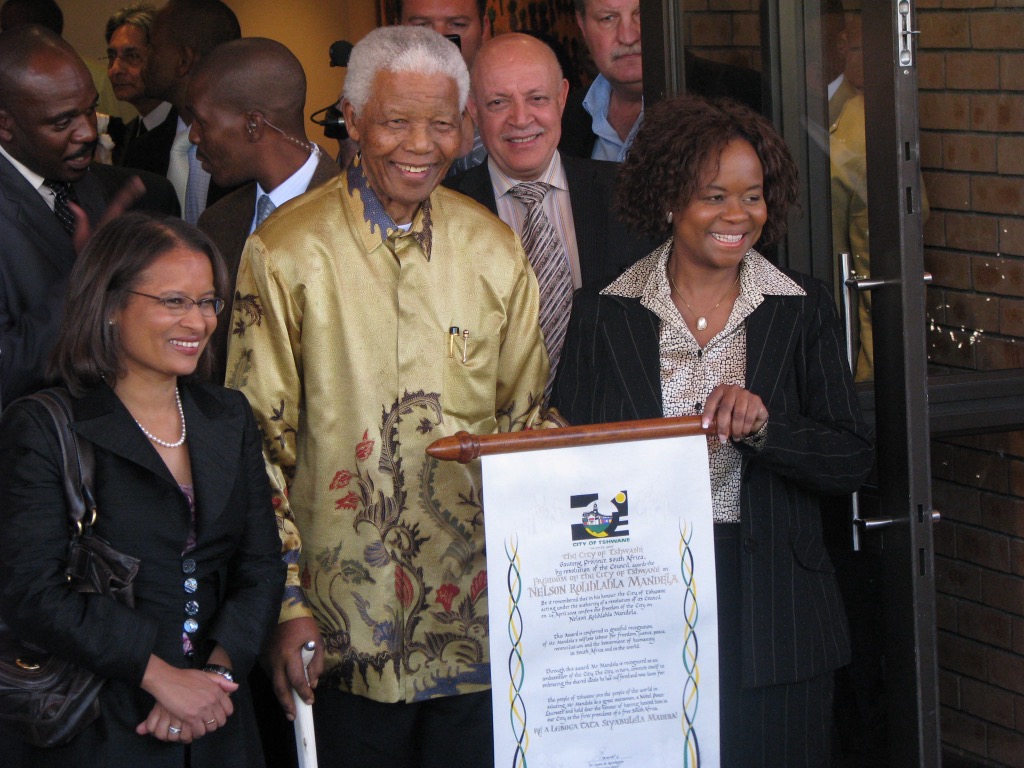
left=202, top=663, right=235, bottom=683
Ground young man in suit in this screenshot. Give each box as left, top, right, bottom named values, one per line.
left=445, top=33, right=656, bottom=383
left=190, top=38, right=341, bottom=383
left=0, top=24, right=178, bottom=405
left=126, top=0, right=241, bottom=223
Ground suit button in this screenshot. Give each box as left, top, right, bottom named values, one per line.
left=185, top=600, right=199, bottom=616
left=182, top=558, right=196, bottom=574
left=743, top=537, right=757, bottom=553
left=184, top=618, right=199, bottom=634
left=184, top=577, right=198, bottom=594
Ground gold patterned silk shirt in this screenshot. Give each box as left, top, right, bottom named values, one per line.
left=226, top=157, right=549, bottom=702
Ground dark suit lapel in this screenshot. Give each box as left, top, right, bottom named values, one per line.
left=71, top=384, right=240, bottom=527
left=745, top=295, right=801, bottom=402
left=72, top=168, right=110, bottom=226
left=0, top=155, right=77, bottom=272
left=180, top=385, right=240, bottom=528
left=72, top=384, right=179, bottom=488
left=310, top=148, right=341, bottom=189
left=596, top=295, right=663, bottom=420
left=458, top=163, right=498, bottom=215
left=563, top=155, right=598, bottom=276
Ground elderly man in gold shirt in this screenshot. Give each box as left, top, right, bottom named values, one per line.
left=226, top=25, right=548, bottom=768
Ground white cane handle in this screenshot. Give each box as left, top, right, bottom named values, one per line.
left=292, top=641, right=318, bottom=768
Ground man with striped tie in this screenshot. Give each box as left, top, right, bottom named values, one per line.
left=0, top=24, right=177, bottom=405
left=445, top=33, right=657, bottom=386
left=190, top=38, right=340, bottom=384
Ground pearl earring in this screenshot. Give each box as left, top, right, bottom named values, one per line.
left=666, top=211, right=673, bottom=224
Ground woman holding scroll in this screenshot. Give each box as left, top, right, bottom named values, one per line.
left=551, top=94, right=873, bottom=767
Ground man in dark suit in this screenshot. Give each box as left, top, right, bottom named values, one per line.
left=125, top=0, right=241, bottom=223
left=105, top=3, right=175, bottom=166
left=0, top=24, right=179, bottom=406
left=191, top=38, right=341, bottom=384
left=445, top=33, right=656, bottom=383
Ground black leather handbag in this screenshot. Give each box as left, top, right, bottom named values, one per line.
left=0, top=389, right=140, bottom=748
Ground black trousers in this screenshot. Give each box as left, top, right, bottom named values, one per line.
left=311, top=688, right=493, bottom=768
left=716, top=523, right=835, bottom=768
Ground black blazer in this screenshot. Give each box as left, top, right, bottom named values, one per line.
left=443, top=154, right=658, bottom=290
left=0, top=382, right=285, bottom=766
left=552, top=267, right=874, bottom=688
left=0, top=157, right=179, bottom=405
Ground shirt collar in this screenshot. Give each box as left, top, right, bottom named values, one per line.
left=582, top=75, right=643, bottom=161
left=346, top=154, right=434, bottom=260
left=256, top=145, right=321, bottom=207
left=142, top=101, right=173, bottom=132
left=602, top=241, right=806, bottom=310
left=488, top=150, right=568, bottom=198
left=0, top=142, right=48, bottom=193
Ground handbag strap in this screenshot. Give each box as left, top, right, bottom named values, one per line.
left=25, top=389, right=97, bottom=534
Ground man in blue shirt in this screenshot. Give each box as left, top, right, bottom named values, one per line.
left=560, top=0, right=642, bottom=162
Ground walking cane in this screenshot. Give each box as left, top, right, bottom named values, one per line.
left=292, top=641, right=319, bottom=768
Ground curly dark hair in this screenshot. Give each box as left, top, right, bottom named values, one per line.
left=616, top=94, right=800, bottom=247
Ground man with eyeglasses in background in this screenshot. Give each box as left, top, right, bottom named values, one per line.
left=105, top=3, right=174, bottom=166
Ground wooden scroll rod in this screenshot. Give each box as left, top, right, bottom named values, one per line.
left=426, top=415, right=708, bottom=464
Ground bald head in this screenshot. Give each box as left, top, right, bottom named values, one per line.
left=190, top=38, right=306, bottom=135
left=469, top=34, right=568, bottom=181
left=187, top=38, right=312, bottom=191
left=0, top=25, right=99, bottom=181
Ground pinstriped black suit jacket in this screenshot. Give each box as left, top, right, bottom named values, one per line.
left=552, top=267, right=874, bottom=688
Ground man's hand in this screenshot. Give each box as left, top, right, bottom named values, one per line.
left=267, top=616, right=324, bottom=720
left=70, top=175, right=146, bottom=255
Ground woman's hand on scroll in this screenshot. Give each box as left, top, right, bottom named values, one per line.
left=702, top=384, right=768, bottom=443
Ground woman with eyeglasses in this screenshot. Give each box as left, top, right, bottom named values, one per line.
left=0, top=212, right=284, bottom=767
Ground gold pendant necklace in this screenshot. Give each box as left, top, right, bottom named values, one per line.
left=667, top=270, right=740, bottom=332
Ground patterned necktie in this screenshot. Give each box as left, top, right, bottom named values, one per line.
left=508, top=181, right=573, bottom=389
left=44, top=179, right=79, bottom=236
left=167, top=128, right=191, bottom=214
left=255, top=194, right=277, bottom=229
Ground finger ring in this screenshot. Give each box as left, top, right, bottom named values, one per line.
left=205, top=719, right=216, bottom=725
left=168, top=725, right=182, bottom=735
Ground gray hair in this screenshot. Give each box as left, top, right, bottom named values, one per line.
left=343, top=26, right=469, bottom=114
left=105, top=3, right=157, bottom=44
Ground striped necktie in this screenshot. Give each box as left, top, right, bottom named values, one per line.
left=508, top=181, right=573, bottom=389
left=44, top=179, right=79, bottom=236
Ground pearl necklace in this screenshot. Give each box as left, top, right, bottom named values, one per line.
left=667, top=270, right=740, bottom=332
left=134, top=387, right=186, bottom=448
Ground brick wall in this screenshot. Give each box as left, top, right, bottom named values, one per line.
left=919, top=3, right=1024, bottom=762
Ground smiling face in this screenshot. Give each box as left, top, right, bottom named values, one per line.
left=343, top=69, right=462, bottom=225
left=469, top=36, right=568, bottom=181
left=107, top=23, right=149, bottom=106
left=0, top=51, right=98, bottom=182
left=671, top=138, right=767, bottom=274
left=113, top=246, right=217, bottom=385
left=187, top=74, right=249, bottom=187
left=400, top=0, right=490, bottom=66
left=577, top=0, right=642, bottom=96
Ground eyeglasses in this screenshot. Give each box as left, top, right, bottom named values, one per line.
left=128, top=291, right=225, bottom=316
left=105, top=51, right=146, bottom=68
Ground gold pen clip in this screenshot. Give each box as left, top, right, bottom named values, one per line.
left=462, top=329, right=470, bottom=364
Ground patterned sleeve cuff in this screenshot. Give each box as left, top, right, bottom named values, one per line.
left=739, top=420, right=769, bottom=451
